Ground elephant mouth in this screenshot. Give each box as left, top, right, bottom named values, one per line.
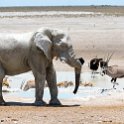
left=60, top=57, right=67, bottom=63
left=60, top=57, right=84, bottom=68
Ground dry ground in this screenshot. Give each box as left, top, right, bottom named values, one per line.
left=0, top=105, right=124, bottom=124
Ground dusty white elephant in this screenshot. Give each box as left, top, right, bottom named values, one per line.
left=0, top=27, right=84, bottom=106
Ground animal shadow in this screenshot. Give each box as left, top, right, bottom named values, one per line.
left=4, top=102, right=80, bottom=107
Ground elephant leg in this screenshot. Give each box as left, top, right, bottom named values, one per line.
left=30, top=64, right=46, bottom=106
left=29, top=54, right=47, bottom=106
left=0, top=65, right=5, bottom=105
left=33, top=71, right=47, bottom=106
left=46, top=64, right=61, bottom=105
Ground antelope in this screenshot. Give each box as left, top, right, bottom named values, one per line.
left=90, top=52, right=114, bottom=81
left=90, top=57, right=103, bottom=72
left=100, top=52, right=124, bottom=89
left=102, top=65, right=124, bottom=89
left=89, top=53, right=114, bottom=72
left=89, top=57, right=103, bottom=78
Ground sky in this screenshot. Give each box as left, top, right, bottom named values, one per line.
left=0, top=0, right=124, bottom=7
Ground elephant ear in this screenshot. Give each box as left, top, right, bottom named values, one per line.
left=34, top=33, right=52, bottom=60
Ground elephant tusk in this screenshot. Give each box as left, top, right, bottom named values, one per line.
left=54, top=56, right=58, bottom=60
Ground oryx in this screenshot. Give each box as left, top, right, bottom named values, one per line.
left=89, top=53, right=114, bottom=77
left=102, top=65, right=124, bottom=89
left=100, top=52, right=124, bottom=89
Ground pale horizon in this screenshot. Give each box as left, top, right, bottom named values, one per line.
left=0, top=0, right=124, bottom=7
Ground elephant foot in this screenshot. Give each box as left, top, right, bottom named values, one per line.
left=34, top=100, right=47, bottom=106
left=0, top=99, right=6, bottom=106
left=49, top=98, right=61, bottom=106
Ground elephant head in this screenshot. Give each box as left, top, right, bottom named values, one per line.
left=34, top=28, right=84, bottom=94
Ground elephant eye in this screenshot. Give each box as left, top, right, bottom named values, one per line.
left=61, top=42, right=68, bottom=48
left=67, top=36, right=71, bottom=41
left=36, top=46, right=42, bottom=52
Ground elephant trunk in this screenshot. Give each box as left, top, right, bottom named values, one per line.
left=73, top=66, right=82, bottom=94
left=61, top=55, right=84, bottom=94
left=72, top=58, right=84, bottom=94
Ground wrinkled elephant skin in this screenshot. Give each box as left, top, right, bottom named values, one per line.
left=0, top=28, right=84, bottom=106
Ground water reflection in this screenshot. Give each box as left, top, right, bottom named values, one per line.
left=3, top=71, right=124, bottom=103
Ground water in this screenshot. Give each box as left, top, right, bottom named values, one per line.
left=0, top=11, right=102, bottom=18
left=3, top=71, right=124, bottom=103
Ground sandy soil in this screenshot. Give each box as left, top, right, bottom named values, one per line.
left=0, top=105, right=124, bottom=124
left=0, top=6, right=124, bottom=124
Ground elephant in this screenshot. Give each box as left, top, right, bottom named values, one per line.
left=0, top=27, right=84, bottom=106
